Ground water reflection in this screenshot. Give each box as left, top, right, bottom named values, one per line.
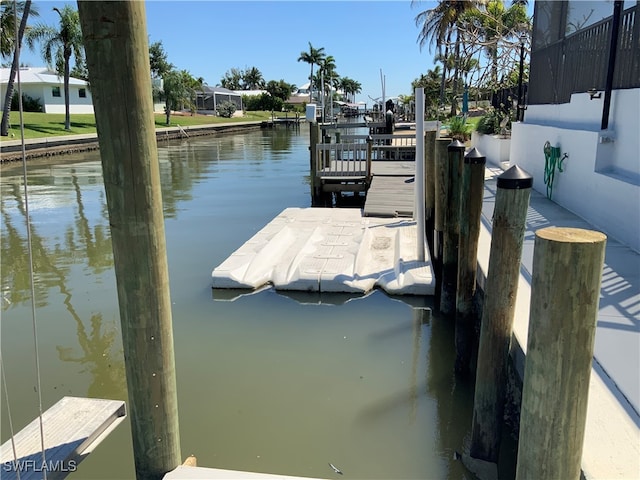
left=427, top=309, right=475, bottom=475
left=1, top=162, right=125, bottom=401
left=1, top=126, right=475, bottom=479
left=56, top=312, right=125, bottom=399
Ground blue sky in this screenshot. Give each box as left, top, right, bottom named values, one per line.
left=18, top=1, right=446, bottom=104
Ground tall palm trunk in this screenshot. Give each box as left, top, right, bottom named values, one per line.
left=1, top=0, right=32, bottom=137
left=438, top=33, right=451, bottom=112
left=450, top=34, right=461, bottom=117
left=309, top=65, right=314, bottom=103
left=490, top=44, right=498, bottom=93
left=63, top=47, right=71, bottom=130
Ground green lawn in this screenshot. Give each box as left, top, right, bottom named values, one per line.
left=3, top=111, right=481, bottom=140
left=465, top=116, right=481, bottom=129
left=4, top=111, right=274, bottom=140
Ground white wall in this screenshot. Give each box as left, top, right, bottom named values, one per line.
left=1, top=83, right=94, bottom=114
left=510, top=88, right=640, bottom=252
left=0, top=84, right=44, bottom=110
left=471, top=131, right=511, bottom=168
left=523, top=89, right=639, bottom=179
left=42, top=84, right=94, bottom=114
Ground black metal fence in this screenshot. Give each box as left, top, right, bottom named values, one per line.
left=529, top=2, right=639, bottom=105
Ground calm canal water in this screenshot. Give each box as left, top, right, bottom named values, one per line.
left=1, top=125, right=477, bottom=479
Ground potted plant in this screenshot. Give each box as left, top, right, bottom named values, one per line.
left=472, top=107, right=512, bottom=166
left=448, top=115, right=471, bottom=142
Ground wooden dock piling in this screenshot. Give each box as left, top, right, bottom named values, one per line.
left=309, top=122, right=320, bottom=205
left=455, top=148, right=486, bottom=375
left=470, top=166, right=532, bottom=464
left=433, top=138, right=450, bottom=292
left=78, top=3, right=181, bottom=478
left=439, top=140, right=465, bottom=315
left=516, top=227, right=606, bottom=480
left=425, top=130, right=436, bottom=256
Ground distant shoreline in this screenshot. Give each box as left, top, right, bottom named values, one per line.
left=0, top=121, right=264, bottom=163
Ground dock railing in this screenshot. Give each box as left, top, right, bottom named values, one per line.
left=316, top=143, right=370, bottom=179
left=341, top=133, right=417, bottom=160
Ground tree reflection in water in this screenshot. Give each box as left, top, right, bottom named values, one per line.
left=1, top=165, right=125, bottom=399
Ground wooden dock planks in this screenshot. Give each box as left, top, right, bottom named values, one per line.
left=364, top=160, right=417, bottom=217
left=364, top=175, right=415, bottom=217
left=0, top=396, right=126, bottom=480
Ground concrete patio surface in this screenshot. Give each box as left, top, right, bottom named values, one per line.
left=478, top=166, right=640, bottom=479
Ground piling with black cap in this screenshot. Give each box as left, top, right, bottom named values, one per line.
left=455, top=147, right=486, bottom=375
left=439, top=139, right=465, bottom=315
left=470, top=165, right=533, bottom=464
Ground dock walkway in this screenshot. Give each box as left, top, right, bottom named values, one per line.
left=364, top=161, right=416, bottom=217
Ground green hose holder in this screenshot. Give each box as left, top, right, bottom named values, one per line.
left=543, top=141, right=567, bottom=200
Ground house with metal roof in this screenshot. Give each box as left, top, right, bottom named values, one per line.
left=0, top=67, right=94, bottom=114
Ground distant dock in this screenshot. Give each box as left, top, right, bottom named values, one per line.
left=211, top=122, right=434, bottom=296
left=261, top=114, right=304, bottom=129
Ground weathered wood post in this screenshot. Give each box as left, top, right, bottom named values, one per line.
left=321, top=130, right=332, bottom=205
left=366, top=134, right=373, bottom=184
left=414, top=87, right=426, bottom=262
left=77, top=3, right=181, bottom=479
left=516, top=227, right=606, bottom=480
left=425, top=130, right=436, bottom=256
left=455, top=148, right=486, bottom=375
left=309, top=122, right=320, bottom=205
left=470, top=165, right=532, bottom=464
left=433, top=138, right=450, bottom=292
left=439, top=139, right=465, bottom=315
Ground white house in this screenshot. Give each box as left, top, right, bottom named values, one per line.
left=509, top=0, right=639, bottom=252
left=0, top=67, right=94, bottom=114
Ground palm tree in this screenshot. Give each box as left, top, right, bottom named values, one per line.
left=243, top=66, right=264, bottom=90
left=464, top=0, right=530, bottom=92
left=339, top=77, right=361, bottom=103
left=349, top=79, right=362, bottom=102
left=1, top=0, right=21, bottom=56
left=318, top=55, right=338, bottom=97
left=26, top=5, right=84, bottom=131
left=1, top=0, right=38, bottom=136
left=220, top=67, right=243, bottom=90
left=414, top=0, right=479, bottom=115
left=297, top=42, right=325, bottom=103
left=412, top=65, right=444, bottom=117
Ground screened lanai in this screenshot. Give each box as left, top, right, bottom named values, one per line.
left=196, top=86, right=243, bottom=113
